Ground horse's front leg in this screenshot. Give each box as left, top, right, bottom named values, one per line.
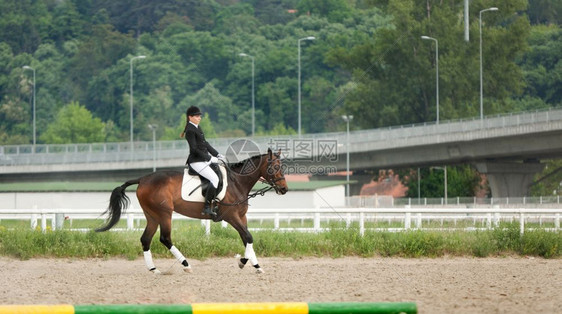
left=231, top=217, right=263, bottom=273
left=240, top=240, right=263, bottom=273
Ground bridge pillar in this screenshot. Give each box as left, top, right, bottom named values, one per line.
left=475, top=161, right=545, bottom=197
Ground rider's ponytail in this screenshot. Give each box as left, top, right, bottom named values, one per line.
left=180, top=116, right=188, bottom=138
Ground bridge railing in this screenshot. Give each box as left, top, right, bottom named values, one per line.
left=2, top=107, right=562, bottom=166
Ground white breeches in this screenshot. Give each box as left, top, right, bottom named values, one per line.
left=190, top=161, right=219, bottom=188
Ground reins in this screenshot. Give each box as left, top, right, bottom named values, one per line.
left=216, top=156, right=283, bottom=207
left=217, top=182, right=274, bottom=207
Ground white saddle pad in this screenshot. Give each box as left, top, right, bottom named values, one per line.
left=181, top=165, right=228, bottom=202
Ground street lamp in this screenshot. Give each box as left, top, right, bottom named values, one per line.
left=479, top=7, right=498, bottom=121
left=422, top=36, right=439, bottom=124
left=239, top=53, right=255, bottom=137
left=22, top=65, right=36, bottom=151
left=421, top=36, right=439, bottom=124
left=298, top=36, right=315, bottom=137
left=148, top=124, right=158, bottom=172
left=130, top=55, right=146, bottom=154
left=342, top=115, right=354, bottom=198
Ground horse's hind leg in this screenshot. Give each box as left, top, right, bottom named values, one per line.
left=141, top=217, right=161, bottom=274
left=159, top=212, right=192, bottom=273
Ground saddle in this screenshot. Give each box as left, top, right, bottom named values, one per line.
left=181, top=163, right=228, bottom=202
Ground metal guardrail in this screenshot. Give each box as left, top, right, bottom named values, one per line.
left=2, top=108, right=562, bottom=166
left=350, top=195, right=562, bottom=208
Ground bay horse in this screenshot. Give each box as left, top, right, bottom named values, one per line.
left=96, top=148, right=288, bottom=274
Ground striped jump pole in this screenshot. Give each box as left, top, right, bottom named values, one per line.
left=0, top=302, right=417, bottom=314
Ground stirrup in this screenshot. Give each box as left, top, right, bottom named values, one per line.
left=202, top=203, right=217, bottom=217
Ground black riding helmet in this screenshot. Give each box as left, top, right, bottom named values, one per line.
left=186, top=106, right=202, bottom=116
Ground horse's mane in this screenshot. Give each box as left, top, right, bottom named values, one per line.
left=227, top=154, right=265, bottom=173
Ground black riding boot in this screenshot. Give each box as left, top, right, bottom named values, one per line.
left=202, top=185, right=218, bottom=217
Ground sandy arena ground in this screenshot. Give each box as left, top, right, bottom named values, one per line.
left=0, top=256, right=560, bottom=313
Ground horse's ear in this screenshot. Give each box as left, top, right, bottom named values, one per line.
left=267, top=147, right=273, bottom=158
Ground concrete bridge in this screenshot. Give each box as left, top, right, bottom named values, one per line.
left=2, top=108, right=562, bottom=197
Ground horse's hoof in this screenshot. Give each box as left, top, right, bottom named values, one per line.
left=150, top=268, right=161, bottom=275
left=183, top=265, right=193, bottom=273
left=238, top=258, right=248, bottom=269
left=255, top=268, right=265, bottom=274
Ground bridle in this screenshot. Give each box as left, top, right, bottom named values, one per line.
left=261, top=154, right=286, bottom=194
left=217, top=153, right=286, bottom=207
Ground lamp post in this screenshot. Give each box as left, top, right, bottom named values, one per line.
left=421, top=36, right=439, bottom=124
left=298, top=36, right=315, bottom=137
left=130, top=55, right=146, bottom=154
left=22, top=65, right=36, bottom=151
left=148, top=124, right=158, bottom=172
left=479, top=7, right=498, bottom=121
left=239, top=53, right=255, bottom=137
left=342, top=115, right=354, bottom=198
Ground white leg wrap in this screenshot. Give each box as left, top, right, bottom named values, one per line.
left=170, top=245, right=186, bottom=263
left=143, top=250, right=156, bottom=270
left=245, top=243, right=259, bottom=266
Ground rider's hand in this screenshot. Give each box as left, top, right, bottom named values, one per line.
left=210, top=156, right=219, bottom=164
left=217, top=154, right=227, bottom=162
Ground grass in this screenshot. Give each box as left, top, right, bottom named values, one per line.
left=0, top=222, right=559, bottom=260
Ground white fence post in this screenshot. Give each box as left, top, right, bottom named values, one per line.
left=416, top=213, right=422, bottom=229
left=127, top=213, right=134, bottom=230
left=519, top=213, right=525, bottom=235
left=30, top=214, right=38, bottom=230
left=41, top=213, right=47, bottom=233
left=204, top=220, right=211, bottom=236
left=359, top=211, right=365, bottom=236
left=55, top=213, right=64, bottom=230
left=555, top=213, right=560, bottom=230
left=274, top=213, right=280, bottom=230
left=51, top=213, right=57, bottom=231
left=486, top=213, right=492, bottom=229
left=313, top=212, right=320, bottom=232
left=404, top=210, right=411, bottom=230
left=494, top=213, right=501, bottom=228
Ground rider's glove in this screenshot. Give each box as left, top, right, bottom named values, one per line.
left=217, top=154, right=227, bottom=162
left=209, top=156, right=219, bottom=164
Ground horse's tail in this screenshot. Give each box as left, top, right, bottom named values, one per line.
left=95, top=178, right=140, bottom=232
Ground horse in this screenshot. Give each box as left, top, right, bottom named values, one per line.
left=95, top=148, right=288, bottom=274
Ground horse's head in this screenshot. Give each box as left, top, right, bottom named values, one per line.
left=263, top=148, right=288, bottom=195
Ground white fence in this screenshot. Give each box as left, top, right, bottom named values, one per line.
left=1, top=207, right=560, bottom=236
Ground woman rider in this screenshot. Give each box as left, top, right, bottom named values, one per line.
left=181, top=106, right=224, bottom=217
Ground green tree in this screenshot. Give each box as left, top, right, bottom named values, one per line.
left=296, top=0, right=352, bottom=23
left=401, top=165, right=483, bottom=198
left=329, top=0, right=529, bottom=129
left=40, top=101, right=105, bottom=144
left=180, top=83, right=236, bottom=134
left=213, top=3, right=261, bottom=35
left=530, top=160, right=562, bottom=196
left=68, top=24, right=136, bottom=104
left=0, top=0, right=52, bottom=53
left=517, top=24, right=562, bottom=107
left=527, top=0, right=562, bottom=25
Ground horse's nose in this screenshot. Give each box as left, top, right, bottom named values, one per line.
left=279, top=186, right=288, bottom=194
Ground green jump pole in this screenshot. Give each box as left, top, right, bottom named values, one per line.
left=308, top=302, right=417, bottom=314
left=74, top=304, right=192, bottom=314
